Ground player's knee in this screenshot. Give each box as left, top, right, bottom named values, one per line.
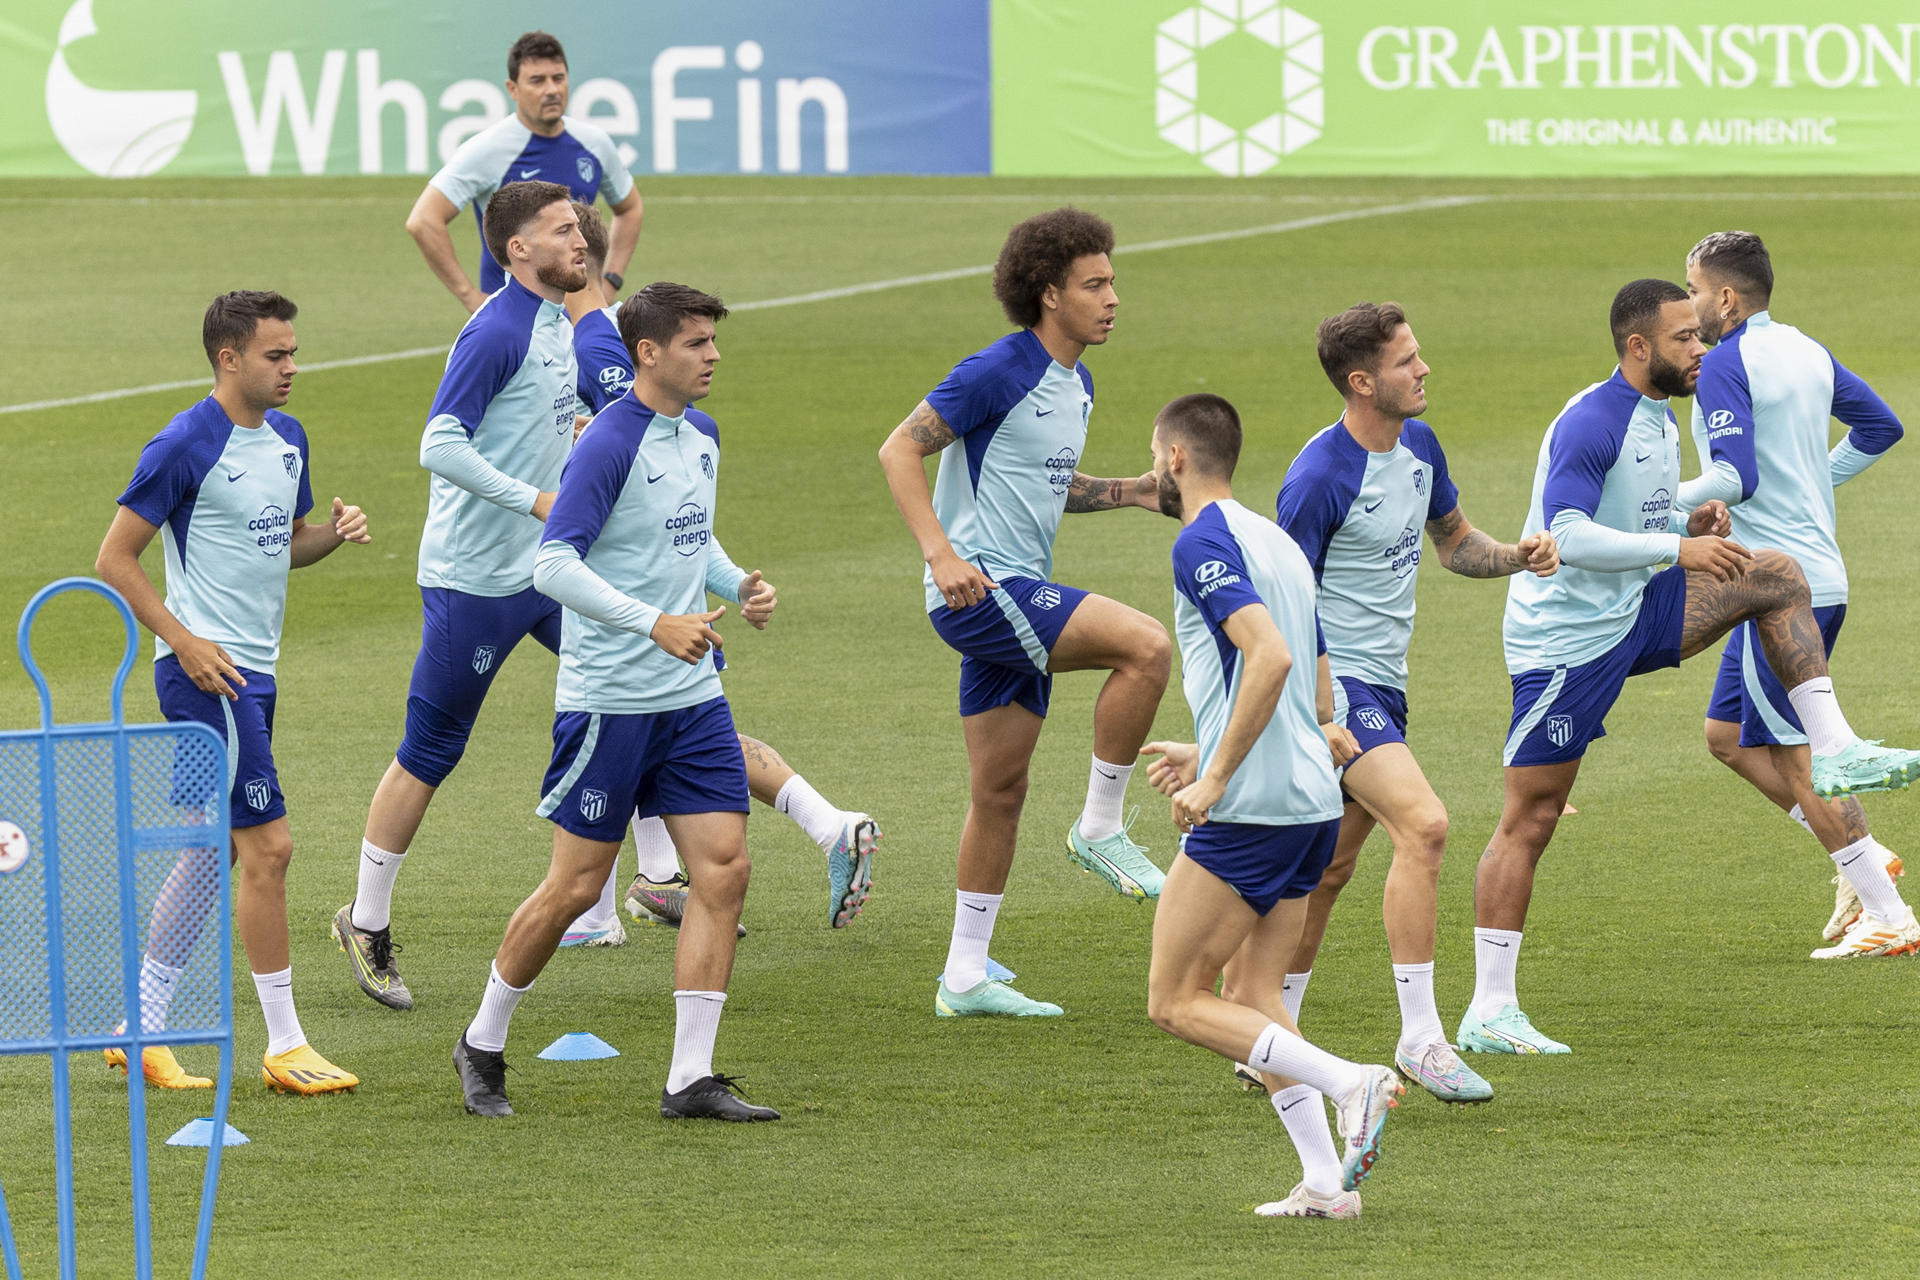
left=1317, top=850, right=1359, bottom=894
left=237, top=830, right=293, bottom=877
left=1704, top=719, right=1742, bottom=765
left=1753, top=550, right=1811, bottom=607
left=1133, top=621, right=1173, bottom=687
left=696, top=842, right=752, bottom=903
left=395, top=696, right=473, bottom=787
left=970, top=771, right=1029, bottom=817
left=1400, top=806, right=1449, bottom=866
left=1145, top=983, right=1189, bottom=1037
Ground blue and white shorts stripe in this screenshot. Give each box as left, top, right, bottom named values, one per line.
left=927, top=574, right=1090, bottom=718
left=536, top=697, right=748, bottom=842
left=1504, top=565, right=1687, bottom=767
left=1706, top=606, right=1845, bottom=749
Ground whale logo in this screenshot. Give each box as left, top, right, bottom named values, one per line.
left=45, top=0, right=197, bottom=176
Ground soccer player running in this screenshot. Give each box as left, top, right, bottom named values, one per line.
left=565, top=204, right=879, bottom=934
left=96, top=291, right=370, bottom=1094
left=1462, top=279, right=1920, bottom=1056
left=453, top=282, right=781, bottom=1122
left=1680, top=231, right=1915, bottom=958
left=1257, top=302, right=1558, bottom=1104
left=878, top=208, right=1171, bottom=1018
left=333, top=182, right=585, bottom=1011
left=406, top=30, right=641, bottom=314
left=1142, top=393, right=1402, bottom=1220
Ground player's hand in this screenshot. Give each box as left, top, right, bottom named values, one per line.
left=572, top=412, right=591, bottom=442
left=929, top=550, right=997, bottom=611
left=330, top=497, right=371, bottom=544
left=651, top=607, right=726, bottom=664
left=1517, top=530, right=1558, bottom=577
left=1688, top=500, right=1732, bottom=538
left=1132, top=470, right=1160, bottom=509
left=739, top=571, right=777, bottom=629
left=530, top=491, right=557, bottom=521
left=1323, top=723, right=1360, bottom=767
left=1171, top=773, right=1225, bottom=833
left=175, top=634, right=245, bottom=700
left=1139, top=740, right=1199, bottom=796
left=1678, top=535, right=1752, bottom=580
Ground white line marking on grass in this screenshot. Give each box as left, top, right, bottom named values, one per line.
left=0, top=347, right=449, bottom=417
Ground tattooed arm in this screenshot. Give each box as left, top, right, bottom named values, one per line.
left=877, top=399, right=999, bottom=610
left=1425, top=505, right=1559, bottom=579
left=1065, top=469, right=1158, bottom=513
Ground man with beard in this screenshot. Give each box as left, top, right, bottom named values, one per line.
left=333, top=183, right=586, bottom=1012
left=1461, top=279, right=1920, bottom=1056
left=1680, top=230, right=1916, bottom=957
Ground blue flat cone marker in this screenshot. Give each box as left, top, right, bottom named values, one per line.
left=166, top=1118, right=249, bottom=1148
left=538, top=1032, right=619, bottom=1061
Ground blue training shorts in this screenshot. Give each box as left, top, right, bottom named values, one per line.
left=1333, top=676, right=1409, bottom=761
left=1706, top=606, right=1845, bottom=749
left=1504, top=565, right=1688, bottom=767
left=398, top=585, right=562, bottom=786
left=157, top=655, right=283, bottom=830
left=927, top=574, right=1090, bottom=718
left=536, top=696, right=749, bottom=843
left=1181, top=818, right=1340, bottom=916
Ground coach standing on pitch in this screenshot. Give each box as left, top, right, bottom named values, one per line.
left=406, top=30, right=642, bottom=313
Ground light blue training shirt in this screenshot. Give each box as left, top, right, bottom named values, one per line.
left=117, top=396, right=315, bottom=673
left=1172, top=498, right=1344, bottom=826
left=921, top=328, right=1093, bottom=614
left=1275, top=417, right=1459, bottom=691
left=417, top=276, right=578, bottom=596
left=1680, top=311, right=1903, bottom=608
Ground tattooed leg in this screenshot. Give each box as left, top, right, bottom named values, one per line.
left=1679, top=551, right=1821, bottom=686
left=737, top=734, right=795, bottom=807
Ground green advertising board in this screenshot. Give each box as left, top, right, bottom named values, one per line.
left=993, top=0, right=1920, bottom=175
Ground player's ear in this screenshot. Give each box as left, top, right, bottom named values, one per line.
left=1346, top=367, right=1372, bottom=400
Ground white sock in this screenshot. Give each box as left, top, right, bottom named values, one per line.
left=774, top=775, right=847, bottom=852
left=1787, top=804, right=1814, bottom=836
left=1872, top=837, right=1902, bottom=873
left=943, top=891, right=1002, bottom=991
left=1834, top=836, right=1908, bottom=921
left=464, top=961, right=530, bottom=1053
left=1246, top=1023, right=1366, bottom=1099
left=631, top=815, right=680, bottom=883
left=137, top=956, right=184, bottom=1034
left=1470, top=928, right=1523, bottom=1019
left=1271, top=1085, right=1342, bottom=1194
left=1281, top=970, right=1312, bottom=1022
left=568, top=867, right=620, bottom=932
left=1077, top=757, right=1135, bottom=842
left=667, top=990, right=727, bottom=1092
left=1392, top=961, right=1444, bottom=1055
left=252, top=967, right=304, bottom=1057
left=1787, top=678, right=1857, bottom=757
left=351, top=840, right=405, bottom=932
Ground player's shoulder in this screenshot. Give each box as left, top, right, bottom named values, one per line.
left=947, top=329, right=1049, bottom=389
left=1282, top=420, right=1364, bottom=493
left=558, top=115, right=623, bottom=159
left=144, top=396, right=232, bottom=455
left=1400, top=416, right=1445, bottom=456
left=572, top=395, right=648, bottom=460
left=687, top=406, right=721, bottom=444
left=439, top=114, right=530, bottom=172
left=263, top=408, right=308, bottom=449
left=460, top=281, right=544, bottom=344
left=1553, top=371, right=1636, bottom=435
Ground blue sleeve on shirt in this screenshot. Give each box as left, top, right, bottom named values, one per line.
left=1542, top=408, right=1630, bottom=525
left=1403, top=420, right=1461, bottom=520
left=117, top=412, right=226, bottom=528
left=1829, top=354, right=1903, bottom=455
left=271, top=413, right=315, bottom=519
left=925, top=339, right=1033, bottom=437
left=428, top=314, right=530, bottom=438
left=1172, top=515, right=1265, bottom=632
left=1274, top=437, right=1360, bottom=581
left=1694, top=348, right=1758, bottom=500
left=543, top=418, right=638, bottom=559
left=573, top=311, right=634, bottom=415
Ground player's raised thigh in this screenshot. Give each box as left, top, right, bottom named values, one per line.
left=1678, top=551, right=1809, bottom=660
left=1046, top=591, right=1169, bottom=676
left=1341, top=743, right=1446, bottom=851
left=960, top=701, right=1046, bottom=797
left=1149, top=853, right=1260, bottom=1002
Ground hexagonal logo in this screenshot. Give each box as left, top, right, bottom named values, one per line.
left=1155, top=0, right=1323, bottom=176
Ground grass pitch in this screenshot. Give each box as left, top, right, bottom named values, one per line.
left=2, top=174, right=1919, bottom=1278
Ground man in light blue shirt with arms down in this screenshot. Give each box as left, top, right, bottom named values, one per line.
left=1137, top=393, right=1402, bottom=1222
left=453, top=282, right=783, bottom=1123
left=1681, top=230, right=1913, bottom=957
left=1464, top=279, right=1920, bottom=1057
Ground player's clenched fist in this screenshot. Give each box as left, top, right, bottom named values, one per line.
left=1687, top=499, right=1732, bottom=539
left=1517, top=530, right=1558, bottom=577
left=928, top=549, right=997, bottom=611
left=331, top=497, right=371, bottom=544
left=1138, top=740, right=1198, bottom=797
left=651, top=606, right=726, bottom=664
left=739, top=571, right=777, bottom=629
left=1170, top=773, right=1225, bottom=834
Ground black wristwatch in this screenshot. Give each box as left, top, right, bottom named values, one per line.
left=602, top=271, right=624, bottom=292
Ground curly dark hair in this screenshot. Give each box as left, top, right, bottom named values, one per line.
left=992, top=208, right=1115, bottom=329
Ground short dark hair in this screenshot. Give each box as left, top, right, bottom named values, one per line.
left=572, top=201, right=607, bottom=274
left=1155, top=393, right=1242, bottom=479
left=618, top=282, right=729, bottom=357
left=508, top=31, right=566, bottom=81
left=483, top=180, right=572, bottom=272
left=202, top=290, right=297, bottom=369
left=1316, top=301, right=1409, bottom=395
left=1609, top=278, right=1690, bottom=357
left=1688, top=230, right=1773, bottom=303
left=992, top=208, right=1115, bottom=329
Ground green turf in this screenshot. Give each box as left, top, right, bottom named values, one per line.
left=2, top=174, right=1919, bottom=1278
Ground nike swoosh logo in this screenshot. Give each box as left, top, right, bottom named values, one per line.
left=1841, top=853, right=1864, bottom=866
left=361, top=853, right=386, bottom=867
left=1395, top=976, right=1409, bottom=983
left=543, top=356, right=557, bottom=367
left=1636, top=452, right=1653, bottom=463
left=1363, top=499, right=1383, bottom=513
left=1279, top=1097, right=1303, bottom=1111
left=963, top=903, right=988, bottom=912
left=646, top=472, right=666, bottom=484
left=1483, top=939, right=1512, bottom=948
left=226, top=470, right=246, bottom=482
left=1035, top=408, right=1055, bottom=417
left=518, top=167, right=539, bottom=180
left=1095, top=767, right=1119, bottom=780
